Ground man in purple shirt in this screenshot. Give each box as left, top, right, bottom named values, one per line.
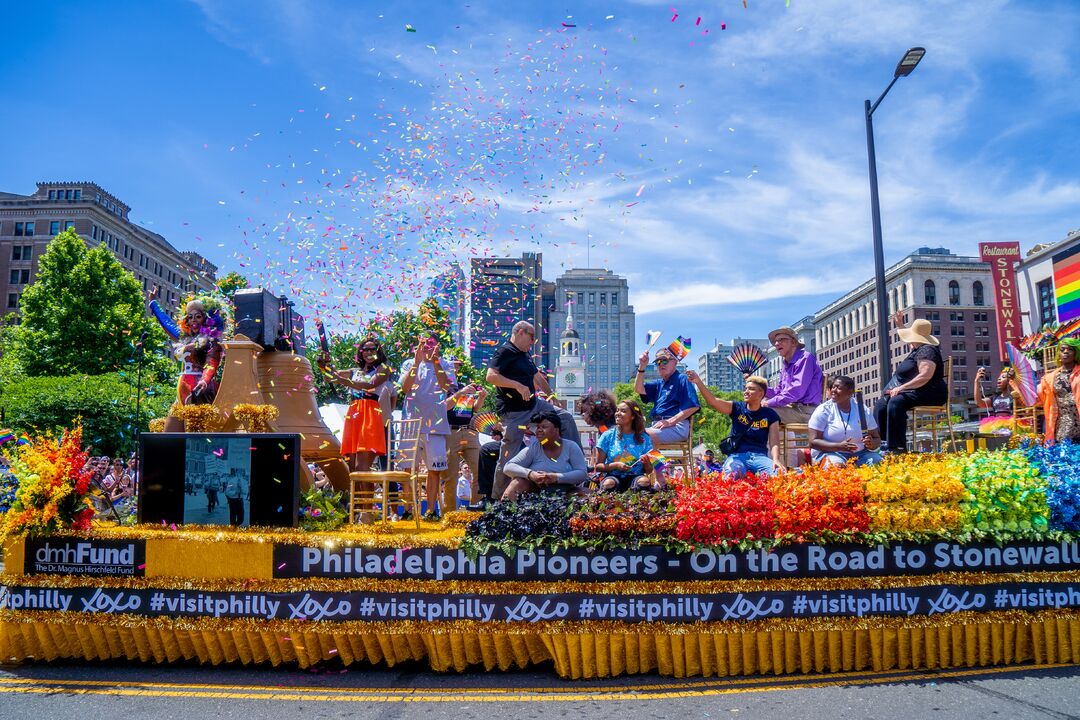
left=761, top=326, right=824, bottom=424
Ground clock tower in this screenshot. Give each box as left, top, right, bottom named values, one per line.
left=555, top=293, right=586, bottom=414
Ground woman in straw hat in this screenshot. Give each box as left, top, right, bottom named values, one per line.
left=874, top=311, right=948, bottom=453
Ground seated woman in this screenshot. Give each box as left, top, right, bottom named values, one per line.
left=686, top=371, right=784, bottom=478
left=501, top=411, right=589, bottom=501
left=974, top=366, right=1031, bottom=435
left=594, top=400, right=659, bottom=492
left=874, top=312, right=947, bottom=453
left=1036, top=337, right=1080, bottom=445
left=807, top=376, right=883, bottom=467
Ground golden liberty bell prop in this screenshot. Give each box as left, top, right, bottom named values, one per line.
left=212, top=335, right=351, bottom=494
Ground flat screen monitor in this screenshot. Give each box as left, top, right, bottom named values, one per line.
left=138, top=433, right=300, bottom=527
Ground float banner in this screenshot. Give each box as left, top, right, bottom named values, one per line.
left=273, top=540, right=1080, bottom=582
left=3, top=583, right=1080, bottom=623
left=979, top=241, right=1022, bottom=360
left=23, top=537, right=146, bottom=577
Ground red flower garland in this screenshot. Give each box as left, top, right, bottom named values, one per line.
left=674, top=472, right=776, bottom=544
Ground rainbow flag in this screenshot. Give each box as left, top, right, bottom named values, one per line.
left=0, top=430, right=30, bottom=447
left=642, top=449, right=670, bottom=469
left=1053, top=244, right=1080, bottom=323
left=667, top=336, right=691, bottom=360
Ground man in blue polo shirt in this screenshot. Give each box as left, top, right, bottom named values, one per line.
left=634, top=348, right=700, bottom=444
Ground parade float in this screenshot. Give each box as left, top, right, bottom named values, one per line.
left=3, top=424, right=1080, bottom=678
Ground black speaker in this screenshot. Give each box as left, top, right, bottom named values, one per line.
left=232, top=288, right=280, bottom=348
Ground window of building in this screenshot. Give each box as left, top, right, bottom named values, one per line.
left=73, top=189, right=81, bottom=200
left=599, top=292, right=606, bottom=305
left=64, top=189, right=72, bottom=200
left=975, top=326, right=990, bottom=337
left=7, top=293, right=18, bottom=309
left=11, top=245, right=32, bottom=261
left=64, top=220, right=75, bottom=230
left=951, top=341, right=966, bottom=352
left=949, top=280, right=960, bottom=305
left=576, top=292, right=584, bottom=306
left=972, top=281, right=984, bottom=306
left=950, top=312, right=964, bottom=322
left=610, top=292, right=618, bottom=306
left=1036, top=279, right=1056, bottom=328
left=9, top=269, right=31, bottom=285
left=92, top=226, right=98, bottom=240
left=951, top=325, right=965, bottom=336
left=953, top=356, right=967, bottom=366
left=900, top=285, right=907, bottom=307
left=48, top=190, right=55, bottom=200
left=933, top=325, right=941, bottom=336
left=589, top=292, right=596, bottom=304
left=14, top=222, right=24, bottom=236
left=49, top=221, right=60, bottom=235
left=924, top=280, right=936, bottom=305
left=926, top=311, right=940, bottom=321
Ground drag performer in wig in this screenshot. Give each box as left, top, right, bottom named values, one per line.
left=147, top=285, right=233, bottom=426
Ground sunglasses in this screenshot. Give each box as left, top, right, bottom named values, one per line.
left=654, top=359, right=671, bottom=366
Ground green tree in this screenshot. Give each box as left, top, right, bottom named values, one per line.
left=215, top=271, right=249, bottom=298
left=8, top=229, right=166, bottom=377
left=2, top=373, right=174, bottom=457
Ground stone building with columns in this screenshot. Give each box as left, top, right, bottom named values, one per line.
left=812, top=247, right=1002, bottom=405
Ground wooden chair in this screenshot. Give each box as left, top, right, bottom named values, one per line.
left=908, top=357, right=955, bottom=453
left=655, top=425, right=695, bottom=485
left=349, top=418, right=421, bottom=527
left=778, top=423, right=812, bottom=468
left=1011, top=403, right=1042, bottom=437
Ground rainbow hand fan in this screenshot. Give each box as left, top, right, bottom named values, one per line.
left=667, top=336, right=691, bottom=360
left=1005, top=342, right=1038, bottom=407
left=727, top=343, right=767, bottom=374
left=471, top=412, right=501, bottom=434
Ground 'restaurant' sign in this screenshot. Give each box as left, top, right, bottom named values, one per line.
left=979, top=241, right=1022, bottom=361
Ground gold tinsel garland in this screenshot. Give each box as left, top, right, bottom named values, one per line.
left=147, top=418, right=166, bottom=433
left=231, top=404, right=279, bottom=432
left=5, top=569, right=1079, bottom=597
left=168, top=403, right=225, bottom=431
left=3, top=606, right=1077, bottom=637
left=73, top=522, right=466, bottom=548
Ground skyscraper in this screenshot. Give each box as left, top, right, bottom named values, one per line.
left=429, top=261, right=467, bottom=348
left=546, top=268, right=635, bottom=393
left=468, top=253, right=544, bottom=369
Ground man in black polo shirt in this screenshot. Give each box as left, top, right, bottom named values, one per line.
left=486, top=320, right=580, bottom=498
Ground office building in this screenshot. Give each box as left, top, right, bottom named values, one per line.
left=1, top=181, right=216, bottom=317
left=1016, top=228, right=1080, bottom=334
left=813, top=247, right=1002, bottom=404
left=546, top=268, right=635, bottom=393
left=468, top=252, right=544, bottom=369
left=698, top=337, right=772, bottom=392
left=429, top=262, right=467, bottom=348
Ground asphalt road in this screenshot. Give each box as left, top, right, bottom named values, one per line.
left=1, top=660, right=1078, bottom=720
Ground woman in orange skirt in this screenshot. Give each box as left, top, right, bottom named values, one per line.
left=320, top=338, right=393, bottom=471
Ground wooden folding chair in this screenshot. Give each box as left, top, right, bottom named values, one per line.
left=349, top=418, right=421, bottom=527
left=909, top=357, right=956, bottom=453
left=655, top=425, right=695, bottom=485
left=778, top=423, right=812, bottom=468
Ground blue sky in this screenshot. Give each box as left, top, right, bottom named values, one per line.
left=2, top=1, right=1079, bottom=368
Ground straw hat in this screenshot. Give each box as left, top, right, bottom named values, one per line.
left=897, top=318, right=939, bottom=346
left=768, top=326, right=804, bottom=347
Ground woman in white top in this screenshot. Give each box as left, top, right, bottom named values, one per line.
left=807, top=376, right=883, bottom=467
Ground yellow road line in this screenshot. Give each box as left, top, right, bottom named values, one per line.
left=0, top=664, right=1072, bottom=703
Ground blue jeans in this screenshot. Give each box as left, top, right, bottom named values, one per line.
left=722, top=452, right=776, bottom=479
left=814, top=449, right=883, bottom=467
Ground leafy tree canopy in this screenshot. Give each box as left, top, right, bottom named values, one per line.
left=215, top=271, right=249, bottom=298
left=7, top=230, right=168, bottom=377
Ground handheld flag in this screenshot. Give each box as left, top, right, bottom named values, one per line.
left=727, top=343, right=767, bottom=374
left=645, top=330, right=662, bottom=350
left=641, top=448, right=670, bottom=470
left=667, top=336, right=691, bottom=361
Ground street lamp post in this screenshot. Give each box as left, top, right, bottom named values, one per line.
left=866, top=47, right=925, bottom=397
